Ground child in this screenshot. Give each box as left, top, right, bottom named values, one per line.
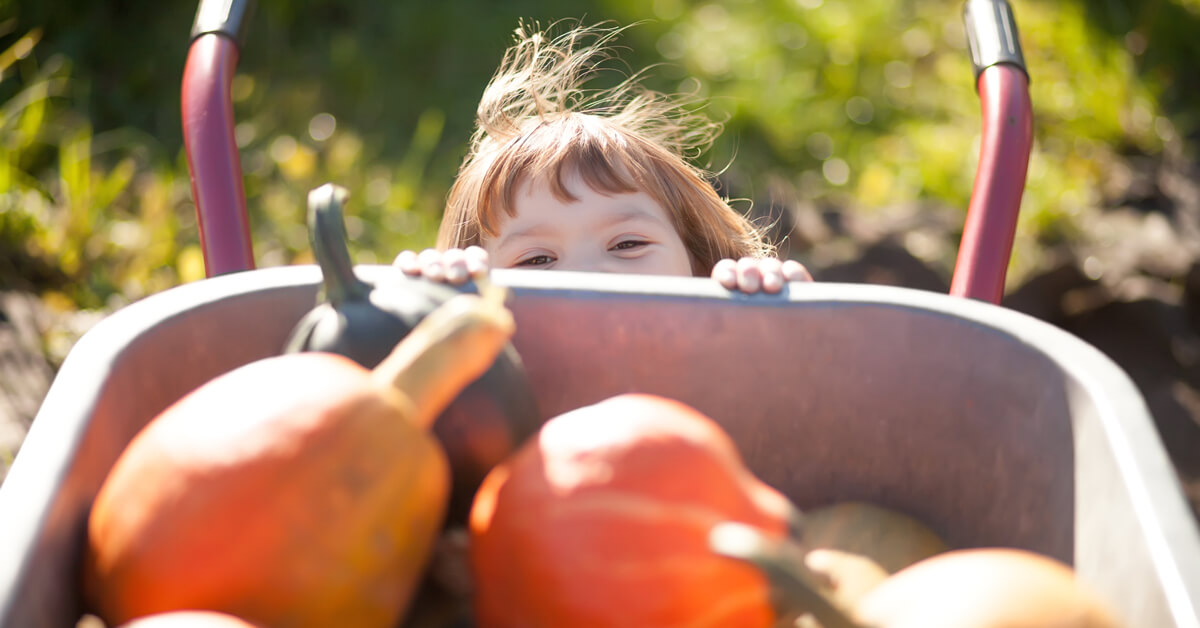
left=394, top=21, right=811, bottom=294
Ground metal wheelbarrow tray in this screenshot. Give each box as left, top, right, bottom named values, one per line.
left=3, top=0, right=1198, bottom=625
left=2, top=266, right=1199, bottom=627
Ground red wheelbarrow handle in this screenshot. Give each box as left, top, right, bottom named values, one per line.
left=181, top=0, right=256, bottom=277
left=951, top=0, right=1033, bottom=304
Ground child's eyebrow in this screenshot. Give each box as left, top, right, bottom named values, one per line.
left=600, top=207, right=670, bottom=230
left=492, top=224, right=555, bottom=249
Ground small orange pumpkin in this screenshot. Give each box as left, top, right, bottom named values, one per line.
left=468, top=393, right=800, bottom=628
left=855, top=548, right=1123, bottom=627
left=115, top=610, right=265, bottom=627
left=84, top=289, right=514, bottom=628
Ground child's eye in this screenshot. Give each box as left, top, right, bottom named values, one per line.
left=516, top=254, right=554, bottom=267
left=610, top=240, right=649, bottom=251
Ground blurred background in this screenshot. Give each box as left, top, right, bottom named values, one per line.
left=2, top=0, right=1199, bottom=516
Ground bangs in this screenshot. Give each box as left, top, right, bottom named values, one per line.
left=474, top=114, right=656, bottom=237
left=437, top=22, right=773, bottom=268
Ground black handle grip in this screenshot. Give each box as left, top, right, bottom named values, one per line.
left=191, top=0, right=255, bottom=46
left=963, top=0, right=1029, bottom=83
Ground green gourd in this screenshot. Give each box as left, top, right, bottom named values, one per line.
left=283, top=183, right=541, bottom=524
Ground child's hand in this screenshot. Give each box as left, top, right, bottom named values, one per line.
left=711, top=257, right=813, bottom=294
left=393, top=246, right=490, bottom=285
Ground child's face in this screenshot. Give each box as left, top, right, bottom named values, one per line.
left=483, top=171, right=693, bottom=276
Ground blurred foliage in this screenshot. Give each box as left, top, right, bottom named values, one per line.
left=0, top=22, right=193, bottom=310
left=1, top=0, right=1199, bottom=311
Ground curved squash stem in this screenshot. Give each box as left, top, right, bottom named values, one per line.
left=308, top=183, right=372, bottom=304
left=710, top=522, right=866, bottom=628
left=370, top=285, right=516, bottom=431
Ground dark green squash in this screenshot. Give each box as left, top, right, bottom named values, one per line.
left=283, top=183, right=541, bottom=524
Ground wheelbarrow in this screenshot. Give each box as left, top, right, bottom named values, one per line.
left=2, top=1, right=1199, bottom=627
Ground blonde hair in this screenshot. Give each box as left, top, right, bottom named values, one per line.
left=436, top=21, right=774, bottom=275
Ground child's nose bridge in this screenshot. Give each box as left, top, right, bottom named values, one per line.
left=556, top=238, right=619, bottom=273
left=556, top=249, right=612, bottom=273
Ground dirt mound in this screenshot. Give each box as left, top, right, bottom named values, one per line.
left=0, top=292, right=58, bottom=485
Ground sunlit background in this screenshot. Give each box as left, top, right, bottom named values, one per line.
left=4, top=0, right=1197, bottom=301
left=3, top=0, right=1200, bottom=503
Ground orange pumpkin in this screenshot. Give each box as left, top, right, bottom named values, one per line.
left=84, top=290, right=515, bottom=628
left=468, top=393, right=800, bottom=628
left=116, top=610, right=265, bottom=627
left=855, top=548, right=1123, bottom=627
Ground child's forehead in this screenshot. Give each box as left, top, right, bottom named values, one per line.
left=516, top=151, right=648, bottom=207
left=480, top=150, right=651, bottom=238
left=516, top=166, right=640, bottom=200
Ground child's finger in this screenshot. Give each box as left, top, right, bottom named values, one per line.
left=418, top=248, right=446, bottom=282
left=464, top=246, right=491, bottom=277
left=394, top=249, right=420, bottom=276
left=736, top=257, right=762, bottom=293
left=442, top=248, right=469, bottom=284
left=711, top=259, right=738, bottom=290
left=782, top=259, right=813, bottom=282
left=758, top=258, right=784, bottom=294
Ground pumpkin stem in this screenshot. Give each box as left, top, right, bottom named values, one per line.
left=370, top=286, right=516, bottom=431
left=710, top=522, right=866, bottom=628
left=308, top=183, right=371, bottom=305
